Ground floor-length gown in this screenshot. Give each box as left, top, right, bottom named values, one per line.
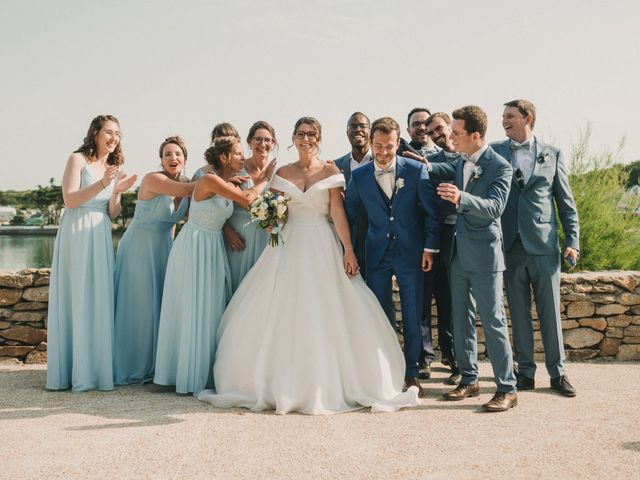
left=154, top=188, right=233, bottom=395
left=225, top=169, right=268, bottom=292
left=198, top=174, right=419, bottom=414
left=46, top=165, right=116, bottom=392
left=113, top=195, right=188, bottom=385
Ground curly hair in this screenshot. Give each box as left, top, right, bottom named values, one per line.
left=203, top=136, right=241, bottom=170
left=75, top=115, right=124, bottom=166
left=210, top=122, right=240, bottom=145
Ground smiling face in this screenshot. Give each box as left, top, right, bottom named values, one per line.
left=425, top=117, right=452, bottom=150
left=407, top=111, right=431, bottom=146
left=371, top=129, right=400, bottom=169
left=346, top=114, right=370, bottom=149
left=161, top=143, right=185, bottom=178
left=224, top=141, right=246, bottom=173
left=293, top=122, right=320, bottom=154
left=502, top=106, right=532, bottom=143
left=95, top=120, right=121, bottom=156
left=450, top=119, right=475, bottom=155
left=250, top=128, right=274, bottom=157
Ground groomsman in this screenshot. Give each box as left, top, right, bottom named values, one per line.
left=397, top=107, right=440, bottom=160
left=434, top=105, right=517, bottom=412
left=419, top=112, right=461, bottom=384
left=345, top=117, right=440, bottom=397
left=492, top=99, right=579, bottom=397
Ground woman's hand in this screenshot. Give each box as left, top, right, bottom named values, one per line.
left=101, top=165, right=119, bottom=188
left=113, top=173, right=138, bottom=194
left=343, top=249, right=359, bottom=278
left=229, top=175, right=249, bottom=186
left=223, top=224, right=246, bottom=251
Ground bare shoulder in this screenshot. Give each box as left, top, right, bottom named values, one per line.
left=323, top=162, right=341, bottom=176
left=275, top=164, right=296, bottom=180
left=67, top=152, right=87, bottom=168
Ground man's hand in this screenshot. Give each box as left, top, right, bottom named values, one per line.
left=563, top=247, right=579, bottom=268
left=421, top=251, right=433, bottom=272
left=437, top=182, right=461, bottom=205
left=402, top=151, right=426, bottom=164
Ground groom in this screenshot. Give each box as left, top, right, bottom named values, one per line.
left=345, top=116, right=440, bottom=397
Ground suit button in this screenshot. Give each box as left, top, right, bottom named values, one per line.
left=387, top=233, right=390, bottom=238
left=390, top=216, right=394, bottom=221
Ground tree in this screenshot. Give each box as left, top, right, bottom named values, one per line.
left=31, top=178, right=64, bottom=226
left=118, top=190, right=138, bottom=228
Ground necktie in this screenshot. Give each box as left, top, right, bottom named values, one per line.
left=375, top=166, right=395, bottom=177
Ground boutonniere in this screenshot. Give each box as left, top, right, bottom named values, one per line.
left=537, top=150, right=551, bottom=164
left=395, top=178, right=405, bottom=191
left=471, top=165, right=483, bottom=179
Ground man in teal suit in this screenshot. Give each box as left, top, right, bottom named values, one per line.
left=433, top=105, right=517, bottom=412
left=492, top=99, right=579, bottom=397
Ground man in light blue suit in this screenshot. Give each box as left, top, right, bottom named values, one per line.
left=433, top=105, right=517, bottom=412
left=345, top=117, right=440, bottom=398
left=492, top=99, right=579, bottom=397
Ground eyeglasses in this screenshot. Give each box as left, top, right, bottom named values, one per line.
left=347, top=123, right=370, bottom=131
left=102, top=129, right=122, bottom=139
left=295, top=131, right=318, bottom=140
left=410, top=120, right=429, bottom=129
left=515, top=168, right=525, bottom=188
left=252, top=137, right=273, bottom=145
left=450, top=130, right=471, bottom=138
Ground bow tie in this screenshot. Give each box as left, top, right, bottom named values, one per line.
left=510, top=141, right=531, bottom=151
left=375, top=166, right=395, bottom=177
left=462, top=154, right=476, bottom=164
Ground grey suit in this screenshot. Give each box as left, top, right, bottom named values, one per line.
left=492, top=138, right=579, bottom=380
left=432, top=146, right=516, bottom=392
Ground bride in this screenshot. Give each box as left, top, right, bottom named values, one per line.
left=197, top=117, right=419, bottom=414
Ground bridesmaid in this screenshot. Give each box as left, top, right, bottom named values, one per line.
left=192, top=122, right=241, bottom=179
left=113, top=136, right=196, bottom=385
left=225, top=121, right=278, bottom=292
left=46, top=115, right=137, bottom=392
left=154, top=136, right=275, bottom=395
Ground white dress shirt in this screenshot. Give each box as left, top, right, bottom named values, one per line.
left=374, top=158, right=396, bottom=199
left=462, top=144, right=488, bottom=190
left=510, top=135, right=536, bottom=183
left=350, top=150, right=373, bottom=172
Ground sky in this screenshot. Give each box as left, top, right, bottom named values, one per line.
left=1, top=0, right=638, bottom=190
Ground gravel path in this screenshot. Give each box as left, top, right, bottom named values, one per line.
left=1, top=362, right=639, bottom=479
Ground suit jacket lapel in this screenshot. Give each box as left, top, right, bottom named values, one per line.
left=363, top=163, right=390, bottom=211
left=525, top=137, right=545, bottom=190
left=465, top=149, right=490, bottom=194
left=390, top=156, right=404, bottom=214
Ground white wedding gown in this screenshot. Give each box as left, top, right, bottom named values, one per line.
left=197, top=173, right=418, bottom=414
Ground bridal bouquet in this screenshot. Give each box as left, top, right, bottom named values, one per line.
left=249, top=191, right=290, bottom=246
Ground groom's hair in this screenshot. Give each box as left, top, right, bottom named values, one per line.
left=452, top=106, right=488, bottom=138
left=370, top=117, right=401, bottom=139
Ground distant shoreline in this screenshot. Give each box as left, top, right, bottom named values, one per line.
left=0, top=226, right=58, bottom=236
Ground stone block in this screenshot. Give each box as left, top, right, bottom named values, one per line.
left=0, top=289, right=22, bottom=306
left=606, top=327, right=624, bottom=339
left=590, top=294, right=616, bottom=304
left=616, top=344, right=640, bottom=361
left=0, top=272, right=34, bottom=289
left=578, top=318, right=607, bottom=331
left=619, top=293, right=640, bottom=306
left=36, top=342, right=47, bottom=351
left=560, top=275, right=577, bottom=284
left=10, top=311, right=46, bottom=323
left=612, top=276, right=638, bottom=292
left=533, top=331, right=542, bottom=341
left=597, top=275, right=613, bottom=283
left=0, top=326, right=47, bottom=344
left=25, top=349, right=47, bottom=364
left=22, top=287, right=49, bottom=302
left=0, top=308, right=12, bottom=318
left=477, top=343, right=486, bottom=354
left=575, top=284, right=594, bottom=293
left=561, top=320, right=579, bottom=330
left=592, top=284, right=617, bottom=293
left=0, top=321, right=10, bottom=329
left=565, top=349, right=598, bottom=360
left=563, top=293, right=588, bottom=301
left=599, top=338, right=621, bottom=356
left=0, top=345, right=35, bottom=356
left=559, top=303, right=566, bottom=313
left=595, top=304, right=628, bottom=316
left=567, top=301, right=595, bottom=318
left=624, top=325, right=640, bottom=337
left=0, top=356, right=22, bottom=366
left=534, top=341, right=544, bottom=353
left=477, top=327, right=485, bottom=342
left=560, top=285, right=573, bottom=294
left=563, top=328, right=604, bottom=348
left=631, top=316, right=640, bottom=326
left=623, top=337, right=640, bottom=344
left=607, top=315, right=632, bottom=328
left=13, top=302, right=48, bottom=311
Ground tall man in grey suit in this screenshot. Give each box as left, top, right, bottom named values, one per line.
left=492, top=99, right=579, bottom=397
left=434, top=105, right=517, bottom=412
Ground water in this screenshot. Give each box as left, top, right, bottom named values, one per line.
left=0, top=234, right=122, bottom=270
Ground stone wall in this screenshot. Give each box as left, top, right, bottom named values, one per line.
left=1, top=269, right=640, bottom=365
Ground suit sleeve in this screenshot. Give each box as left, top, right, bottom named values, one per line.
left=344, top=174, right=361, bottom=229
left=417, top=165, right=441, bottom=250
left=429, top=161, right=456, bottom=180
left=553, top=149, right=580, bottom=250
left=457, top=161, right=512, bottom=221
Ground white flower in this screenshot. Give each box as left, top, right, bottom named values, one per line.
left=277, top=204, right=287, bottom=216
left=472, top=165, right=483, bottom=179
left=395, top=178, right=405, bottom=190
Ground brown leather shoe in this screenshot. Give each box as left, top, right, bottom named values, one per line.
left=404, top=376, right=424, bottom=398
left=443, top=382, right=479, bottom=401
left=482, top=392, right=518, bottom=412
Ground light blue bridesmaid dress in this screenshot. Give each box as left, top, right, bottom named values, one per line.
left=113, top=194, right=188, bottom=385
left=226, top=168, right=268, bottom=292
left=46, top=164, right=115, bottom=392
left=153, top=184, right=233, bottom=395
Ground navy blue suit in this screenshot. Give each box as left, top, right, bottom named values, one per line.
left=345, top=156, right=440, bottom=377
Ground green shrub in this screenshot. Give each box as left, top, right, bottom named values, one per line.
left=561, top=126, right=640, bottom=271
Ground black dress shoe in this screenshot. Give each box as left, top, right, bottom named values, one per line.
left=482, top=392, right=518, bottom=412
left=550, top=375, right=577, bottom=397
left=404, top=376, right=424, bottom=398
left=516, top=375, right=535, bottom=391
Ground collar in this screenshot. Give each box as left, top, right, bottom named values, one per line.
left=350, top=149, right=372, bottom=165
left=509, top=135, right=536, bottom=150
left=374, top=157, right=397, bottom=172
left=466, top=144, right=488, bottom=164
